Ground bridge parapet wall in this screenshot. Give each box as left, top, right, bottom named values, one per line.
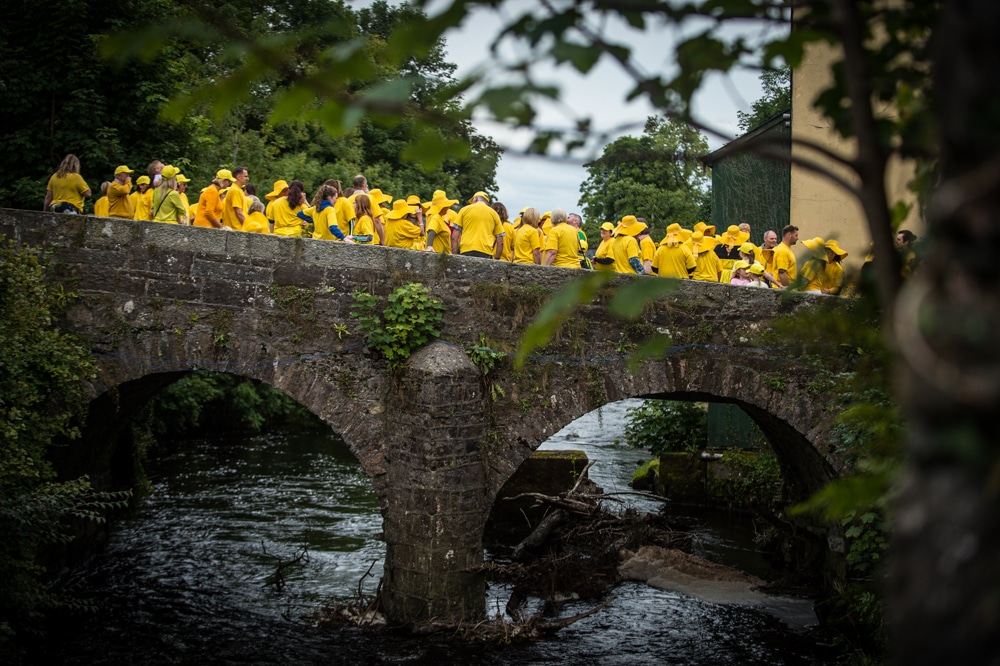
left=1, top=209, right=856, bottom=622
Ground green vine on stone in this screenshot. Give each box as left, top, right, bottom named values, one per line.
left=351, top=283, right=445, bottom=366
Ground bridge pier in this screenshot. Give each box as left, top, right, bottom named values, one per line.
left=380, top=341, right=489, bottom=624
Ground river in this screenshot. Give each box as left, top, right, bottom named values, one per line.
left=35, top=400, right=843, bottom=664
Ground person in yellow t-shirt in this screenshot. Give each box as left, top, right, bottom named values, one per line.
left=824, top=240, right=848, bottom=295
left=150, top=165, right=188, bottom=225
left=93, top=182, right=110, bottom=217
left=773, top=224, right=799, bottom=287
left=108, top=166, right=135, bottom=219
left=801, top=237, right=829, bottom=292
left=423, top=192, right=458, bottom=254
left=265, top=179, right=289, bottom=231
left=131, top=176, right=152, bottom=220
left=221, top=167, right=249, bottom=230
left=350, top=193, right=378, bottom=245
left=176, top=173, right=192, bottom=224
left=382, top=199, right=423, bottom=249
left=543, top=209, right=581, bottom=269
left=592, top=222, right=616, bottom=272
left=652, top=223, right=696, bottom=279
left=687, top=231, right=721, bottom=282
left=492, top=202, right=516, bottom=261
left=243, top=199, right=272, bottom=234
left=513, top=207, right=543, bottom=265
left=453, top=191, right=504, bottom=258
left=610, top=229, right=643, bottom=274
left=270, top=180, right=308, bottom=237
left=194, top=170, right=232, bottom=229
left=43, top=153, right=91, bottom=213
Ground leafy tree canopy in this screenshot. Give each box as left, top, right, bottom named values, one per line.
left=578, top=115, right=710, bottom=228
left=737, top=65, right=791, bottom=134
left=0, top=0, right=501, bottom=211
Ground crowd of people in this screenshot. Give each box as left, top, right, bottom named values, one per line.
left=43, top=154, right=920, bottom=295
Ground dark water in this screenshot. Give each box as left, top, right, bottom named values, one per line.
left=35, top=400, right=842, bottom=665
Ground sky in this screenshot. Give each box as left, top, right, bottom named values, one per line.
left=350, top=0, right=777, bottom=225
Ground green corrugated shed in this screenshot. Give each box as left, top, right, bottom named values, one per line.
left=707, top=403, right=767, bottom=450
left=702, top=111, right=791, bottom=235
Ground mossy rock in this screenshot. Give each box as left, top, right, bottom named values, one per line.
left=631, top=458, right=660, bottom=491
left=658, top=452, right=705, bottom=502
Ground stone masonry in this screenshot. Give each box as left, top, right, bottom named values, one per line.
left=0, top=209, right=857, bottom=624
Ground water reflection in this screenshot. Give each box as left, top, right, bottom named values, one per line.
left=36, top=401, right=842, bottom=665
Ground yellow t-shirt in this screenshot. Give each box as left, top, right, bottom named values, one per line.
left=271, top=196, right=306, bottom=236
left=652, top=243, right=696, bottom=279
left=611, top=234, right=640, bottom=273
left=500, top=221, right=517, bottom=261
left=46, top=173, right=90, bottom=211
left=513, top=225, right=542, bottom=264
left=544, top=223, right=581, bottom=268
left=133, top=188, right=153, bottom=220
left=425, top=214, right=451, bottom=253
left=93, top=196, right=109, bottom=217
left=383, top=217, right=423, bottom=249
left=454, top=202, right=503, bottom=255
left=691, top=250, right=721, bottom=282
left=108, top=181, right=134, bottom=219
left=244, top=211, right=271, bottom=234
left=353, top=214, right=375, bottom=244
left=194, top=186, right=222, bottom=228
left=594, top=238, right=615, bottom=272
left=222, top=185, right=247, bottom=230
left=773, top=243, right=797, bottom=283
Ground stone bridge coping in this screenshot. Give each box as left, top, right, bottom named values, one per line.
left=0, top=209, right=857, bottom=624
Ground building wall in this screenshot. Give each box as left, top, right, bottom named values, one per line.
left=791, top=40, right=924, bottom=271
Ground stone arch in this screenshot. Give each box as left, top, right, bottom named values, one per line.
left=487, top=353, right=838, bottom=508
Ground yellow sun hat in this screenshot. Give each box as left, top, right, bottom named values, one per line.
left=266, top=180, right=289, bottom=201
left=385, top=199, right=416, bottom=221
left=825, top=239, right=848, bottom=258
left=720, top=224, right=750, bottom=247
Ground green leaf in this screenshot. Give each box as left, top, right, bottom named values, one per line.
left=551, top=41, right=602, bottom=74
left=515, top=272, right=614, bottom=368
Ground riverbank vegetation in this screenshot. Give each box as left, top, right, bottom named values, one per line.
left=0, top=244, right=130, bottom=659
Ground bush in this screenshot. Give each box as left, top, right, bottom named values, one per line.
left=618, top=400, right=707, bottom=455
left=0, top=243, right=130, bottom=654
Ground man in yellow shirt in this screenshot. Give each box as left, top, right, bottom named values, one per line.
left=222, top=167, right=249, bottom=230
left=108, top=166, right=135, bottom=219
left=452, top=191, right=504, bottom=258
left=543, top=209, right=580, bottom=269
left=773, top=224, right=799, bottom=287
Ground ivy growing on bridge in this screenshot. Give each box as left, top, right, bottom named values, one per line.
left=351, top=283, right=445, bottom=367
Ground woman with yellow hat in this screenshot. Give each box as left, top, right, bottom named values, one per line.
left=366, top=189, right=392, bottom=245
left=512, top=208, right=543, bottom=264
left=801, top=237, right=829, bottom=292
left=424, top=192, right=457, bottom=253
left=271, top=180, right=309, bottom=236
left=592, top=222, right=616, bottom=272
left=150, top=165, right=189, bottom=225
left=716, top=224, right=750, bottom=284
left=382, top=199, right=423, bottom=249
left=687, top=230, right=721, bottom=282
left=194, top=169, right=232, bottom=229
left=131, top=175, right=153, bottom=220
left=265, top=180, right=289, bottom=229
left=651, top=223, right=695, bottom=279
left=823, top=240, right=848, bottom=295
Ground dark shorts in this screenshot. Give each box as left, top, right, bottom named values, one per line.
left=460, top=250, right=492, bottom=259
left=48, top=202, right=80, bottom=214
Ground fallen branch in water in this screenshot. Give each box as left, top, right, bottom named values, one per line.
left=261, top=541, right=310, bottom=593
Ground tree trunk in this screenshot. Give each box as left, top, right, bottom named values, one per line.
left=888, top=1, right=1000, bottom=662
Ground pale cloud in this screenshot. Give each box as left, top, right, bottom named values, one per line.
left=348, top=0, right=772, bottom=225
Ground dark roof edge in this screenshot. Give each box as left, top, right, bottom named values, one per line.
left=701, top=108, right=791, bottom=166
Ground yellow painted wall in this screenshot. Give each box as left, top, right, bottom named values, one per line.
left=790, top=41, right=924, bottom=271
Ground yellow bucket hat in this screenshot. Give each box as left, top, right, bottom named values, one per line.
left=825, top=239, right=848, bottom=258
left=368, top=189, right=393, bottom=208
left=802, top=236, right=826, bottom=253
left=266, top=180, right=289, bottom=201
left=694, top=221, right=716, bottom=237
left=385, top=199, right=416, bottom=220
left=720, top=224, right=750, bottom=247
left=687, top=230, right=716, bottom=254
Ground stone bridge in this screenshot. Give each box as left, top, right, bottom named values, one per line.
left=1, top=210, right=855, bottom=625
